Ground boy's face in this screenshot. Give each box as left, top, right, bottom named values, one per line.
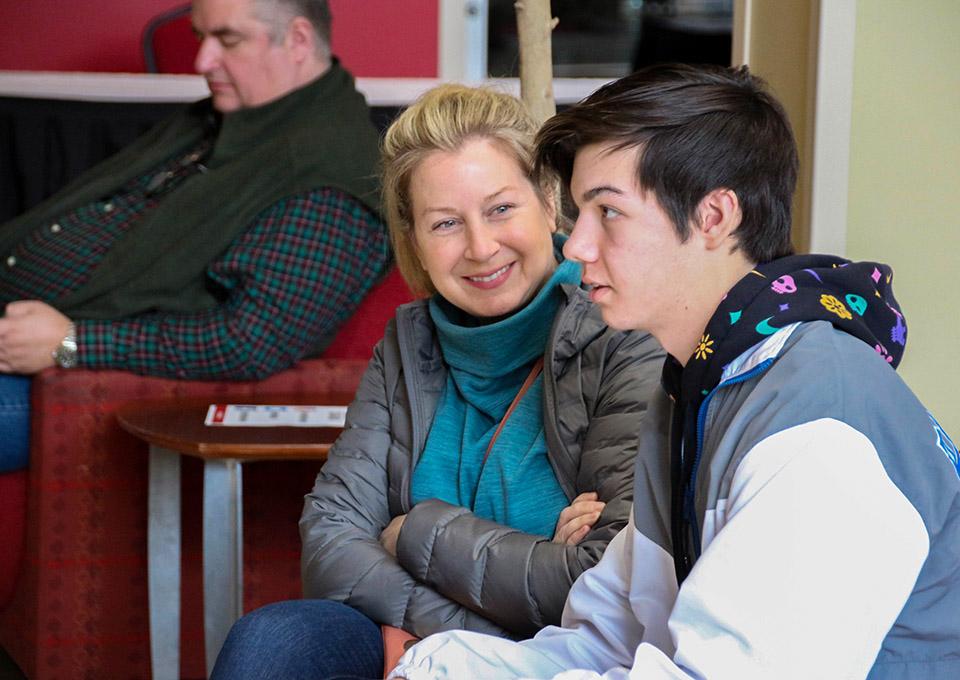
left=564, top=142, right=700, bottom=337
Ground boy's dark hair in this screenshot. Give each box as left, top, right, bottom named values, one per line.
left=534, top=63, right=799, bottom=262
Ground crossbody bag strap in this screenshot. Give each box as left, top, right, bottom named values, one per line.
left=482, top=356, right=545, bottom=466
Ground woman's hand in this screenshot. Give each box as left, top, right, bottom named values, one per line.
left=380, top=514, right=407, bottom=557
left=552, top=492, right=605, bottom=545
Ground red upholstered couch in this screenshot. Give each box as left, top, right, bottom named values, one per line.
left=0, top=269, right=412, bottom=679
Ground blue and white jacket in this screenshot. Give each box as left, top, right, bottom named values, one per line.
left=390, top=320, right=960, bottom=679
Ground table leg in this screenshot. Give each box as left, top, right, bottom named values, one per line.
left=147, top=446, right=181, bottom=680
left=202, top=458, right=244, bottom=676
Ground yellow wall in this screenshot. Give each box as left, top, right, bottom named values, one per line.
left=738, top=0, right=815, bottom=254
left=846, top=0, right=960, bottom=434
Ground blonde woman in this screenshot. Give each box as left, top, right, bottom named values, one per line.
left=211, top=85, right=663, bottom=679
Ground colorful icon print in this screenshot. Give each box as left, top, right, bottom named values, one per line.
left=771, top=275, right=797, bottom=294
left=845, top=294, right=867, bottom=316
left=755, top=317, right=780, bottom=335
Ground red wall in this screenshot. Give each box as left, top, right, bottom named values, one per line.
left=0, top=0, right=437, bottom=76
left=330, top=0, right=438, bottom=77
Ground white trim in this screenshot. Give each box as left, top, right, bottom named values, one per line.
left=807, top=0, right=856, bottom=256
left=479, top=77, right=611, bottom=104
left=0, top=70, right=609, bottom=107
left=438, top=0, right=465, bottom=81
left=0, top=71, right=210, bottom=103
left=438, top=0, right=488, bottom=82
left=732, top=0, right=752, bottom=66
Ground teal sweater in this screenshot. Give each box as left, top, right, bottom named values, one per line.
left=411, top=252, right=581, bottom=537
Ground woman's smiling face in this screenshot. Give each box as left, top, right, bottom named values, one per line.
left=410, top=137, right=557, bottom=319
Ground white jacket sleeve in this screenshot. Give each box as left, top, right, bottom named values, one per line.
left=658, top=419, right=928, bottom=679
left=389, top=419, right=929, bottom=680
left=389, top=513, right=679, bottom=679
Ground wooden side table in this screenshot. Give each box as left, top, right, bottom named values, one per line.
left=117, top=397, right=352, bottom=680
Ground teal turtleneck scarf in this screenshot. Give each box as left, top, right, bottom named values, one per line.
left=411, top=239, right=581, bottom=537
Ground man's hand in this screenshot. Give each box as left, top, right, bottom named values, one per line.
left=380, top=514, right=407, bottom=557
left=553, top=491, right=605, bottom=545
left=0, top=301, right=72, bottom=374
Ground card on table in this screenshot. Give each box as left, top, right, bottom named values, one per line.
left=205, top=404, right=348, bottom=427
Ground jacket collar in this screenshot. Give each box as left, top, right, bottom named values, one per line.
left=210, top=59, right=351, bottom=167
left=719, top=321, right=801, bottom=383
left=549, top=284, right=609, bottom=364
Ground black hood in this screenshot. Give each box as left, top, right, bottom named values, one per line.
left=662, top=253, right=907, bottom=585
left=665, top=254, right=906, bottom=408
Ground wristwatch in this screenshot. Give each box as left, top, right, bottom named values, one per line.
left=52, top=322, right=78, bottom=369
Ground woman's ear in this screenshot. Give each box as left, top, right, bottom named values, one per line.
left=543, top=187, right=559, bottom=234
left=410, top=230, right=427, bottom=270
left=695, top=188, right=742, bottom=251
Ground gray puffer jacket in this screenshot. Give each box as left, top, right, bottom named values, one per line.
left=300, top=285, right=664, bottom=639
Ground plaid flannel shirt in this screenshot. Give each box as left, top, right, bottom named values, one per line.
left=1, top=142, right=390, bottom=379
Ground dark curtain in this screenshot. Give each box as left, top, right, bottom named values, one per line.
left=0, top=96, right=402, bottom=223
left=0, top=97, right=184, bottom=221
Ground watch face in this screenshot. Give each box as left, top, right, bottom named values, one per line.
left=54, top=339, right=78, bottom=368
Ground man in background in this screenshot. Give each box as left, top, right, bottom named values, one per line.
left=0, top=0, right=390, bottom=472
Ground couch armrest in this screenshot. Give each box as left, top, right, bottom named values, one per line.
left=0, top=264, right=413, bottom=679
left=0, top=358, right=369, bottom=679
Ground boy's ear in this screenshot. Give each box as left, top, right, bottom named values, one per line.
left=695, top=188, right=742, bottom=250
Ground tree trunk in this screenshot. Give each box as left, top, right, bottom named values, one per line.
left=514, top=0, right=557, bottom=125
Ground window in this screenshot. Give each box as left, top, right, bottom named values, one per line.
left=486, top=0, right=732, bottom=79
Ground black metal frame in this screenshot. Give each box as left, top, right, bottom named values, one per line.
left=141, top=3, right=193, bottom=74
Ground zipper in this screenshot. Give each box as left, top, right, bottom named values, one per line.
left=683, top=358, right=776, bottom=560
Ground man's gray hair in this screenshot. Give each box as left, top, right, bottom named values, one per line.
left=254, top=0, right=332, bottom=58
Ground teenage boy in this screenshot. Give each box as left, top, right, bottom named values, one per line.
left=389, top=63, right=960, bottom=680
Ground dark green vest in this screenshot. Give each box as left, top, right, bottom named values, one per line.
left=0, top=61, right=382, bottom=320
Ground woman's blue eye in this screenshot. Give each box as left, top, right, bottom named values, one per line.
left=491, top=204, right=513, bottom=216
left=433, top=219, right=457, bottom=231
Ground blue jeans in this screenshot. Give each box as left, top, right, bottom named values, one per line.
left=0, top=374, right=30, bottom=473
left=210, top=599, right=384, bottom=680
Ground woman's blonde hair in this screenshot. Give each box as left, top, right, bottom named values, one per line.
left=381, top=84, right=553, bottom=296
